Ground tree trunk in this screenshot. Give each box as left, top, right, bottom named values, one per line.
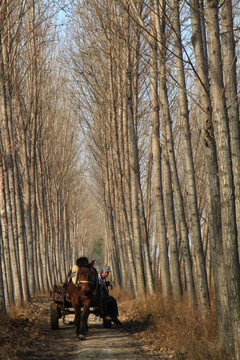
left=127, top=68, right=145, bottom=296
left=152, top=0, right=195, bottom=304
left=172, top=0, right=209, bottom=309
left=205, top=1, right=240, bottom=357
left=0, top=29, right=23, bottom=305
left=149, top=12, right=172, bottom=298
left=189, top=0, right=232, bottom=351
left=220, top=0, right=240, bottom=259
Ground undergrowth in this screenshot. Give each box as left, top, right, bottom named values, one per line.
left=0, top=289, right=229, bottom=360
left=116, top=290, right=228, bottom=360
left=0, top=294, right=49, bottom=360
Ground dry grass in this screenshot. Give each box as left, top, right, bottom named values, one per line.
left=0, top=294, right=50, bottom=360
left=117, top=291, right=228, bottom=360
left=0, top=289, right=229, bottom=360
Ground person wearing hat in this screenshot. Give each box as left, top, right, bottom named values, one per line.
left=98, top=265, right=122, bottom=325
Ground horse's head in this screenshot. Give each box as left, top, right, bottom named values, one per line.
left=76, top=260, right=97, bottom=297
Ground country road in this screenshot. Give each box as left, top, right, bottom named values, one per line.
left=21, top=314, right=162, bottom=360
left=1, top=294, right=172, bottom=360
left=1, top=292, right=221, bottom=360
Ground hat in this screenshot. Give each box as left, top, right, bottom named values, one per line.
left=102, top=265, right=111, bottom=272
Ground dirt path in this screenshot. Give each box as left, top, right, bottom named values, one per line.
left=21, top=314, right=159, bottom=360
left=1, top=294, right=171, bottom=360
left=1, top=293, right=219, bottom=360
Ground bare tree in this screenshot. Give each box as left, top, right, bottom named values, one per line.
left=205, top=0, right=240, bottom=357
left=189, top=0, right=232, bottom=352
left=221, top=0, right=240, bottom=258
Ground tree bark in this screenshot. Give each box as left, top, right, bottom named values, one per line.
left=149, top=10, right=172, bottom=298
left=220, top=0, right=240, bottom=259
left=205, top=1, right=240, bottom=357
left=172, top=0, right=209, bottom=309
left=189, top=0, right=232, bottom=351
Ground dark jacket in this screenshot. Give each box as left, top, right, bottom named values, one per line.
left=98, top=272, right=112, bottom=297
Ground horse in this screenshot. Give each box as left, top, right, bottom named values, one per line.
left=66, top=257, right=99, bottom=339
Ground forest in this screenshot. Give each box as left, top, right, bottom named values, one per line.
left=0, top=0, right=240, bottom=359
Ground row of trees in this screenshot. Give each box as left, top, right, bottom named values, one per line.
left=1, top=0, right=240, bottom=358
left=64, top=0, right=240, bottom=358
left=0, top=0, right=104, bottom=311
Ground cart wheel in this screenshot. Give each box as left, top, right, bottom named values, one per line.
left=103, top=317, right=112, bottom=329
left=50, top=303, right=60, bottom=329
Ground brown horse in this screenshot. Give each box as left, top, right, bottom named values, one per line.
left=67, top=258, right=99, bottom=339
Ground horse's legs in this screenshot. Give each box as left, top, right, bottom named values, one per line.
left=79, top=306, right=89, bottom=339
left=74, top=306, right=81, bottom=336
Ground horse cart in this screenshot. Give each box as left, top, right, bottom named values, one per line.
left=50, top=284, right=112, bottom=330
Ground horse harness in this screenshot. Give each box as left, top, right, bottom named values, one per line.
left=75, top=268, right=99, bottom=295
left=75, top=279, right=93, bottom=287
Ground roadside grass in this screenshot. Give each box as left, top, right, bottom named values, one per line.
left=0, top=294, right=49, bottom=360
left=0, top=288, right=229, bottom=360
left=115, top=288, right=228, bottom=360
